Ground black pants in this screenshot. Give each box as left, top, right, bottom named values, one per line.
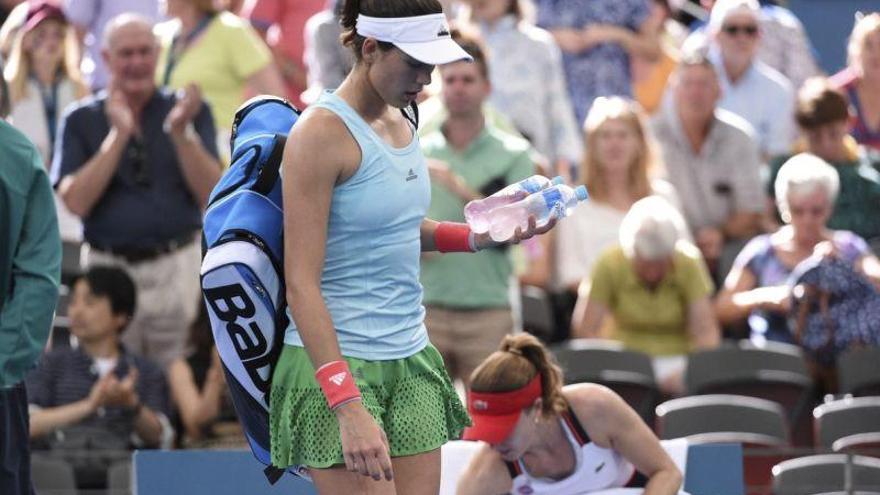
left=0, top=382, right=34, bottom=495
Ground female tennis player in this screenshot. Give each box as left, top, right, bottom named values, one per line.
left=458, top=333, right=683, bottom=495
left=273, top=0, right=555, bottom=493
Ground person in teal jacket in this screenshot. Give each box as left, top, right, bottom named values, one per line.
left=0, top=104, right=62, bottom=494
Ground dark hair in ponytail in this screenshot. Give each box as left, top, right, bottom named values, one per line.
left=469, top=333, right=568, bottom=417
left=339, top=0, right=444, bottom=60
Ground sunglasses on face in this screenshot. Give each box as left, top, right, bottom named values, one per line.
left=722, top=24, right=759, bottom=37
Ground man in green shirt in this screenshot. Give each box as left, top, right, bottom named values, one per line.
left=420, top=32, right=534, bottom=386
left=0, top=109, right=62, bottom=492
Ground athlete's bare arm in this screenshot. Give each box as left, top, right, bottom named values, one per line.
left=282, top=107, right=394, bottom=482
left=566, top=384, right=682, bottom=494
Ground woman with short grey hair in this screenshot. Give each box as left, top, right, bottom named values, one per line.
left=573, top=196, right=720, bottom=395
left=774, top=153, right=840, bottom=225
left=618, top=195, right=688, bottom=261
left=716, top=153, right=880, bottom=344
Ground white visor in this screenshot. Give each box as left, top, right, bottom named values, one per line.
left=356, top=13, right=472, bottom=66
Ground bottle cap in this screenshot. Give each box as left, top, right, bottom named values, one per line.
left=575, top=185, right=589, bottom=201
left=551, top=176, right=565, bottom=186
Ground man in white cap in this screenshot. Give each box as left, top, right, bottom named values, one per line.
left=705, top=0, right=795, bottom=159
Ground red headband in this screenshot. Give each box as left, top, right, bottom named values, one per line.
left=468, top=373, right=543, bottom=415
left=463, top=374, right=543, bottom=444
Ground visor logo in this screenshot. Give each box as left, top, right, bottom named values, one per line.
left=437, top=25, right=450, bottom=37
left=473, top=399, right=489, bottom=410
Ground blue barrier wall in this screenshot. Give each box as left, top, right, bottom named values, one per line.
left=134, top=450, right=317, bottom=495
left=684, top=443, right=744, bottom=495
left=133, top=444, right=744, bottom=495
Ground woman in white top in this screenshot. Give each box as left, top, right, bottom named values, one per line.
left=552, top=96, right=680, bottom=334
left=4, top=1, right=88, bottom=242
left=457, top=333, right=683, bottom=495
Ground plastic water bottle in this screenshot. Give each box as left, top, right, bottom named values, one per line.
left=464, top=175, right=564, bottom=233
left=488, top=184, right=589, bottom=242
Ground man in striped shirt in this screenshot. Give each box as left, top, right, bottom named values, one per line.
left=25, top=266, right=170, bottom=490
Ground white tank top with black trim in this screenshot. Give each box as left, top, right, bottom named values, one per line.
left=507, top=409, right=639, bottom=495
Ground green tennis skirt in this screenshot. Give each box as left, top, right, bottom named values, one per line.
left=269, top=344, right=471, bottom=469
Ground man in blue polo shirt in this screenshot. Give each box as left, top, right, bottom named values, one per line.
left=52, top=14, right=222, bottom=368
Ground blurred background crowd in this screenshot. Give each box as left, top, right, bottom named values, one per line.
left=1, top=0, right=879, bottom=493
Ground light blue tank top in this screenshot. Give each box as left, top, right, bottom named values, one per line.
left=284, top=91, right=430, bottom=360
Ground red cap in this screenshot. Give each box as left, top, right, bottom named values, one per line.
left=462, top=374, right=542, bottom=445
left=23, top=2, right=66, bottom=34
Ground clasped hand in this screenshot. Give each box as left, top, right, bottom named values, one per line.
left=164, top=83, right=204, bottom=138
left=104, top=82, right=203, bottom=140
left=88, top=368, right=141, bottom=411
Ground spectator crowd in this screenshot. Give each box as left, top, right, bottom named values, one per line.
left=1, top=0, right=879, bottom=491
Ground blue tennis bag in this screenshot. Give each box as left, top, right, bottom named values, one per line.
left=200, top=96, right=305, bottom=483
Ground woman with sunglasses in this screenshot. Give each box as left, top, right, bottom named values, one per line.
left=457, top=333, right=684, bottom=495
left=715, top=154, right=880, bottom=345
left=273, top=1, right=554, bottom=493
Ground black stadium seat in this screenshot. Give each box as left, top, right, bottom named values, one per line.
left=655, top=394, right=789, bottom=447
left=551, top=339, right=659, bottom=423
left=814, top=396, right=880, bottom=454
left=685, top=340, right=813, bottom=444
left=773, top=454, right=880, bottom=495
left=838, top=347, right=880, bottom=397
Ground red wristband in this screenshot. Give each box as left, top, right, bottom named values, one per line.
left=435, top=222, right=476, bottom=253
left=315, top=360, right=361, bottom=410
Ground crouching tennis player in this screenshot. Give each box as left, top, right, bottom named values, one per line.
left=457, top=334, right=684, bottom=495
